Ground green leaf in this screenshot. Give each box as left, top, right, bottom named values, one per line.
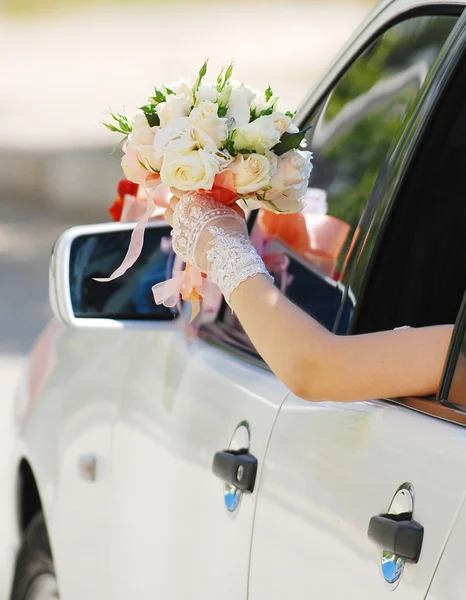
left=223, top=135, right=237, bottom=157
left=216, top=62, right=234, bottom=92
left=103, top=122, right=122, bottom=133
left=258, top=106, right=274, bottom=118
left=285, top=110, right=296, bottom=118
left=218, top=106, right=228, bottom=118
left=223, top=62, right=234, bottom=85
left=193, top=60, right=208, bottom=104
left=165, top=87, right=176, bottom=95
left=151, top=88, right=167, bottom=104
left=140, top=104, right=160, bottom=127
left=272, top=125, right=312, bottom=156
left=103, top=110, right=133, bottom=136
left=265, top=85, right=273, bottom=103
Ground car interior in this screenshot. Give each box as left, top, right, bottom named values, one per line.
left=353, top=47, right=466, bottom=335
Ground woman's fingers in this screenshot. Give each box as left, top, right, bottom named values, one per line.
left=170, top=196, right=179, bottom=211
left=169, top=187, right=184, bottom=199
left=231, top=203, right=246, bottom=220
left=165, top=190, right=246, bottom=227
left=164, top=194, right=180, bottom=226
left=164, top=206, right=174, bottom=226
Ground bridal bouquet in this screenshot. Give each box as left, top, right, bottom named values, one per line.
left=99, top=61, right=313, bottom=319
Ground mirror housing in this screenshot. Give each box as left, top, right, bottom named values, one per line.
left=50, top=220, right=178, bottom=328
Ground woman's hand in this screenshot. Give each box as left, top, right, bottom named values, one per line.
left=164, top=190, right=251, bottom=279
left=164, top=189, right=246, bottom=227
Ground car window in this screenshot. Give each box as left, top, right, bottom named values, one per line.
left=215, top=14, right=458, bottom=351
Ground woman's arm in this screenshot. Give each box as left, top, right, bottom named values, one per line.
left=165, top=192, right=453, bottom=402
left=230, top=272, right=453, bottom=401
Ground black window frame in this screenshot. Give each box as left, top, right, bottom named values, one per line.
left=438, top=291, right=466, bottom=405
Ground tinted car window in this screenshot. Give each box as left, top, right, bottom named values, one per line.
left=222, top=15, right=457, bottom=342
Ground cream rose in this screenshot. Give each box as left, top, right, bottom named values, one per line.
left=160, top=148, right=220, bottom=191
left=197, top=84, right=218, bottom=103
left=265, top=149, right=313, bottom=213
left=189, top=101, right=228, bottom=150
left=153, top=117, right=196, bottom=159
left=156, top=94, right=192, bottom=127
left=229, top=152, right=277, bottom=195
left=270, top=112, right=292, bottom=135
left=232, top=115, right=281, bottom=154
left=226, top=83, right=255, bottom=127
left=123, top=114, right=162, bottom=176
left=121, top=147, right=160, bottom=187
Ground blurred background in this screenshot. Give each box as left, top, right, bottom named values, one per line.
left=0, top=0, right=376, bottom=491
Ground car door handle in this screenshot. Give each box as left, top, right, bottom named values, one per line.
left=212, top=449, right=258, bottom=493
left=368, top=512, right=424, bottom=563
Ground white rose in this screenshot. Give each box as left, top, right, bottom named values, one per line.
left=287, top=123, right=299, bottom=134
left=252, top=90, right=277, bottom=115
left=153, top=117, right=196, bottom=159
left=197, top=84, right=218, bottom=103
left=265, top=149, right=313, bottom=213
left=169, top=78, right=194, bottom=100
left=214, top=149, right=234, bottom=171
left=189, top=101, right=228, bottom=150
left=232, top=115, right=281, bottom=154
left=226, top=83, right=255, bottom=127
left=270, top=112, right=292, bottom=136
left=229, top=152, right=277, bottom=195
left=130, top=113, right=158, bottom=145
left=160, top=148, right=220, bottom=191
left=156, top=94, right=192, bottom=126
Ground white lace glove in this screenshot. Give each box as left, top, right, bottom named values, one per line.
left=171, top=192, right=273, bottom=305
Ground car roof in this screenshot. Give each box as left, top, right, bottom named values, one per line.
left=296, top=0, right=466, bottom=121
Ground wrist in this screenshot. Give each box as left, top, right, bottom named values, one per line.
left=206, top=228, right=273, bottom=305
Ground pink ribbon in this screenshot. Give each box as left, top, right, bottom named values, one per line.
left=151, top=266, right=218, bottom=306
left=251, top=231, right=293, bottom=293
left=94, top=188, right=155, bottom=282
left=152, top=265, right=219, bottom=322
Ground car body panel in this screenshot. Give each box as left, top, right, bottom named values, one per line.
left=249, top=397, right=466, bottom=599
left=107, top=331, right=288, bottom=599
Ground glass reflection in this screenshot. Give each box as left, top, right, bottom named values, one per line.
left=224, top=483, right=242, bottom=513
left=69, top=226, right=176, bottom=320
left=253, top=15, right=457, bottom=329
left=381, top=550, right=405, bottom=585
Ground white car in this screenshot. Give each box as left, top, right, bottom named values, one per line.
left=4, top=0, right=466, bottom=598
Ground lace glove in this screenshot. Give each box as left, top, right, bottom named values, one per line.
left=171, top=192, right=273, bottom=305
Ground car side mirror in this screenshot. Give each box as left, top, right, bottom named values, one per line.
left=49, top=220, right=178, bottom=327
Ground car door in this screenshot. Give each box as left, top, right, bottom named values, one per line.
left=248, top=7, right=466, bottom=600
left=38, top=221, right=177, bottom=600
left=424, top=299, right=466, bottom=600
left=106, top=293, right=289, bottom=598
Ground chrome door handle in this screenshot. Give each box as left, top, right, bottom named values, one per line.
left=368, top=512, right=424, bottom=563
left=212, top=449, right=258, bottom=493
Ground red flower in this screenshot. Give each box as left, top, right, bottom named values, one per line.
left=117, top=179, right=139, bottom=199
left=202, top=171, right=239, bottom=206
left=108, top=196, right=124, bottom=222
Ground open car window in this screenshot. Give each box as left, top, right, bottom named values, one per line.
left=211, top=14, right=458, bottom=354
